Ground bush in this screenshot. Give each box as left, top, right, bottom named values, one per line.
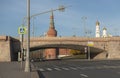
left=70, top=49, right=81, bottom=55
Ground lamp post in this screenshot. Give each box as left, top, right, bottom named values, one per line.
left=87, top=41, right=94, bottom=60
left=87, top=46, right=90, bottom=60
left=25, top=0, right=30, bottom=72
left=24, top=0, right=68, bottom=72
left=30, top=5, right=67, bottom=18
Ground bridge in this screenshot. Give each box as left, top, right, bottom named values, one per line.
left=0, top=36, right=120, bottom=61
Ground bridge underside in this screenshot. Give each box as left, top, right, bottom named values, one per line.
left=30, top=44, right=104, bottom=53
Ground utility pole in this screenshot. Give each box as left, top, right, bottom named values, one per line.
left=25, top=0, right=30, bottom=72
left=24, top=1, right=69, bottom=72
left=32, top=17, right=35, bottom=37
left=87, top=41, right=94, bottom=60
left=87, top=46, right=90, bottom=60
left=20, top=34, right=24, bottom=68
left=81, top=16, right=87, bottom=37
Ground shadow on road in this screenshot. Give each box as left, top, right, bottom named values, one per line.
left=37, top=70, right=45, bottom=78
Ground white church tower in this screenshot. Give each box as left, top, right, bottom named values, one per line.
left=102, top=27, right=107, bottom=37
left=95, top=21, right=100, bottom=37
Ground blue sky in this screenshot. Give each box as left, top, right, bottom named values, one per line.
left=0, top=0, right=120, bottom=37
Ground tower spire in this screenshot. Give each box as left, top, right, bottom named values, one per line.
left=46, top=10, right=57, bottom=37
left=95, top=20, right=100, bottom=37
left=50, top=10, right=55, bottom=29
left=45, top=10, right=57, bottom=60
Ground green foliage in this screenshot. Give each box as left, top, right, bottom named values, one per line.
left=70, top=49, right=81, bottom=55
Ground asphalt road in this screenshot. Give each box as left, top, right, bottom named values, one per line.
left=32, top=59, right=120, bottom=78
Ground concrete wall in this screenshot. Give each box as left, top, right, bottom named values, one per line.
left=0, top=36, right=11, bottom=62
left=107, top=37, right=120, bottom=59
left=0, top=36, right=20, bottom=62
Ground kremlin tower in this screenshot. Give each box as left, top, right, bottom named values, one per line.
left=44, top=11, right=57, bottom=59
left=95, top=21, right=100, bottom=37
left=46, top=11, right=57, bottom=37
left=102, top=27, right=107, bottom=37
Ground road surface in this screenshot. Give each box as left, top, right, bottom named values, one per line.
left=32, top=59, right=120, bottom=78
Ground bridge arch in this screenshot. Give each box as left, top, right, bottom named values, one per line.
left=22, top=37, right=120, bottom=59
left=29, top=43, right=104, bottom=59
left=30, top=43, right=103, bottom=52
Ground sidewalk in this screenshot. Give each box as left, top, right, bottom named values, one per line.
left=0, top=62, right=39, bottom=78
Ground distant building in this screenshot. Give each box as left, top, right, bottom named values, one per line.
left=102, top=27, right=113, bottom=38
left=95, top=21, right=100, bottom=37
left=44, top=11, right=71, bottom=59
left=46, top=11, right=57, bottom=37
left=44, top=11, right=57, bottom=59
left=102, top=27, right=107, bottom=37
left=95, top=21, right=113, bottom=38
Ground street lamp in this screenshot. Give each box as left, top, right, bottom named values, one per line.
left=24, top=0, right=68, bottom=72
left=30, top=5, right=67, bottom=37
left=25, top=0, right=30, bottom=72
left=22, top=5, right=69, bottom=37
left=30, top=5, right=67, bottom=18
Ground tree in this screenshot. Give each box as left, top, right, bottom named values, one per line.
left=70, top=49, right=81, bottom=55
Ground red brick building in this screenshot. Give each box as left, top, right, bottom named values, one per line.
left=44, top=11, right=71, bottom=59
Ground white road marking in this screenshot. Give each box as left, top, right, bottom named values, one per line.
left=69, top=67, right=77, bottom=70
left=46, top=68, right=52, bottom=71
left=62, top=67, right=69, bottom=70
left=39, top=68, right=45, bottom=72
left=77, top=67, right=85, bottom=70
left=54, top=68, right=61, bottom=71
left=96, top=66, right=103, bottom=69
left=80, top=74, right=88, bottom=77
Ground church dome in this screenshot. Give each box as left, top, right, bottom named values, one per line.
left=96, top=21, right=100, bottom=26
left=103, top=27, right=107, bottom=30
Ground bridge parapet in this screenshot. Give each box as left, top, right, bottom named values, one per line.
left=29, top=37, right=120, bottom=42
left=28, top=37, right=109, bottom=46
left=0, top=36, right=9, bottom=41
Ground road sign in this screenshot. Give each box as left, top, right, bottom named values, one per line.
left=84, top=47, right=87, bottom=53
left=18, top=26, right=27, bottom=34
left=87, top=41, right=94, bottom=47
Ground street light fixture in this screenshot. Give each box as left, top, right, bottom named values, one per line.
left=25, top=0, right=30, bottom=72
left=30, top=5, right=67, bottom=37
left=30, top=5, right=68, bottom=19
left=24, top=0, right=69, bottom=72
left=22, top=5, right=69, bottom=37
